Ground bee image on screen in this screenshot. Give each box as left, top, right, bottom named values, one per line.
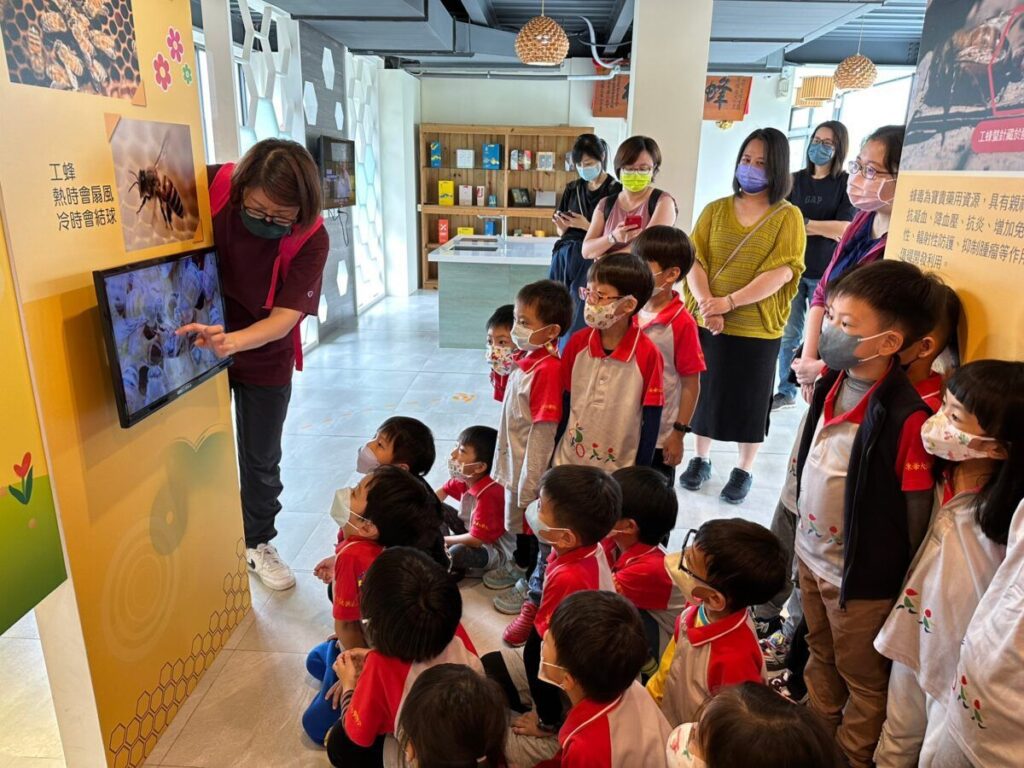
left=93, top=248, right=232, bottom=428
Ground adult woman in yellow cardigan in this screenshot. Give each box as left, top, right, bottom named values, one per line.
left=682, top=128, right=806, bottom=504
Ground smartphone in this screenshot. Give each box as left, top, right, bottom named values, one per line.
left=625, top=214, right=642, bottom=229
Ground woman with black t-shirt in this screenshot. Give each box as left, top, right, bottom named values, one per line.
left=548, top=134, right=621, bottom=349
left=772, top=121, right=856, bottom=410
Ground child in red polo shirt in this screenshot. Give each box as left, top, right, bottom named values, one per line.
left=489, top=281, right=573, bottom=641
left=648, top=518, right=787, bottom=727
left=324, top=548, right=482, bottom=766
left=555, top=252, right=664, bottom=472
left=634, top=226, right=705, bottom=485
left=486, top=304, right=516, bottom=402
left=302, top=467, right=447, bottom=746
left=536, top=591, right=672, bottom=768
left=481, top=466, right=620, bottom=767
left=899, top=283, right=961, bottom=412
left=437, top=426, right=514, bottom=578
left=605, top=466, right=685, bottom=675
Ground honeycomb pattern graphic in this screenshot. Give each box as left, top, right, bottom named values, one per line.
left=105, top=539, right=251, bottom=768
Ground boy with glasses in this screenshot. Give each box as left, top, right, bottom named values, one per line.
left=647, top=518, right=787, bottom=727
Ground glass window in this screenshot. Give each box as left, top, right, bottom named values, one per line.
left=838, top=74, right=915, bottom=159
left=789, top=108, right=811, bottom=130
left=789, top=137, right=808, bottom=172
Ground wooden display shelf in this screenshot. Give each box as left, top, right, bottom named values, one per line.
left=418, top=122, right=592, bottom=289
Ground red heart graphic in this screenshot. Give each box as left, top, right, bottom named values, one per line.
left=14, top=452, right=31, bottom=479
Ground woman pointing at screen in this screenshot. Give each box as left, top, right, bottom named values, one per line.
left=178, top=138, right=328, bottom=591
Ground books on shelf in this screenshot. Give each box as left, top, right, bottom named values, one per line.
left=482, top=144, right=502, bottom=170
left=429, top=140, right=442, bottom=168
left=438, top=180, right=454, bottom=206
left=456, top=149, right=475, bottom=168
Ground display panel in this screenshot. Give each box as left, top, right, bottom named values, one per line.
left=319, top=135, right=355, bottom=209
left=94, top=248, right=231, bottom=427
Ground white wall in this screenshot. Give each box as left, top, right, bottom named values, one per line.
left=419, top=58, right=628, bottom=163
left=692, top=73, right=793, bottom=228
left=380, top=69, right=422, bottom=297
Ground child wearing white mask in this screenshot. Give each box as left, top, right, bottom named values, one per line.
left=874, top=360, right=1023, bottom=767
left=666, top=682, right=842, bottom=768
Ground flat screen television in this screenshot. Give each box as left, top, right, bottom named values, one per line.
left=93, top=248, right=232, bottom=428
left=319, top=135, right=356, bottom=209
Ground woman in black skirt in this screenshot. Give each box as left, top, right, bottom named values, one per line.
left=682, top=128, right=806, bottom=503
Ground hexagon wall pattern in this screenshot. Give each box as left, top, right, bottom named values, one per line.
left=105, top=539, right=251, bottom=768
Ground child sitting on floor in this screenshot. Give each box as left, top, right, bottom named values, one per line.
left=535, top=591, right=672, bottom=767
left=648, top=518, right=786, bottom=727
left=322, top=548, right=482, bottom=767
left=666, top=682, right=843, bottom=768
left=437, top=425, right=514, bottom=579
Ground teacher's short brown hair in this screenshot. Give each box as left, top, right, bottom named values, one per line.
left=230, top=138, right=323, bottom=230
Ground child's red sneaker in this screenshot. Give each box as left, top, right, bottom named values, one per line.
left=502, top=601, right=538, bottom=648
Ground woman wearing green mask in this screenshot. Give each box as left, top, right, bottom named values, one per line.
left=581, top=135, right=678, bottom=261
left=180, top=138, right=327, bottom=592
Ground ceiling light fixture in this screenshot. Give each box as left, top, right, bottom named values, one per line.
left=834, top=16, right=878, bottom=90
left=796, top=76, right=835, bottom=106
left=515, top=0, right=570, bottom=67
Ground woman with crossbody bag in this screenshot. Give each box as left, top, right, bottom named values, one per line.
left=681, top=128, right=806, bottom=504
left=177, top=139, right=327, bottom=590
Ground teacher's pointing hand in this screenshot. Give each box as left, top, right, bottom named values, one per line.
left=176, top=323, right=237, bottom=358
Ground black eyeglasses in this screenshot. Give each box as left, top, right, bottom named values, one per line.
left=243, top=205, right=297, bottom=227
left=678, top=529, right=719, bottom=590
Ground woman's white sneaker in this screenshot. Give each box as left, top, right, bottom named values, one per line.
left=246, top=543, right=295, bottom=590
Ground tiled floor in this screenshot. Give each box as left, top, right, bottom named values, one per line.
left=0, top=292, right=804, bottom=767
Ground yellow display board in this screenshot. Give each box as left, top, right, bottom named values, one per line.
left=892, top=0, right=1024, bottom=361
left=0, top=2, right=249, bottom=766
left=0, top=215, right=67, bottom=635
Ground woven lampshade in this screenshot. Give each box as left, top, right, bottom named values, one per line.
left=515, top=15, right=570, bottom=66
left=834, top=54, right=878, bottom=90
left=799, top=75, right=835, bottom=104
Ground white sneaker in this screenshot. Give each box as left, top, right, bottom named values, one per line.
left=246, top=543, right=295, bottom=590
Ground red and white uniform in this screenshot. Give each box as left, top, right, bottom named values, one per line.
left=344, top=625, right=482, bottom=747
left=638, top=292, right=705, bottom=446
left=493, top=347, right=563, bottom=533
left=602, top=539, right=686, bottom=640
left=658, top=606, right=766, bottom=727
left=535, top=544, right=615, bottom=637
left=440, top=475, right=514, bottom=567
left=538, top=681, right=672, bottom=768
left=490, top=369, right=509, bottom=402
left=332, top=536, right=384, bottom=622
left=796, top=373, right=934, bottom=587
left=928, top=500, right=1024, bottom=768
left=555, top=326, right=664, bottom=471
left=914, top=372, right=943, bottom=414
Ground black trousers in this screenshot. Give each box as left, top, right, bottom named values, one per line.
left=650, top=448, right=676, bottom=486
left=231, top=380, right=292, bottom=549
left=326, top=724, right=385, bottom=767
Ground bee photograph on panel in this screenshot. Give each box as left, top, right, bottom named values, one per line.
left=109, top=117, right=200, bottom=252
left=1, top=0, right=142, bottom=99
left=903, top=0, right=1024, bottom=172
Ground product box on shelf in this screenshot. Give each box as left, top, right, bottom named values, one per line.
left=522, top=150, right=532, bottom=170
left=438, top=218, right=450, bottom=244
left=535, top=190, right=557, bottom=207
left=475, top=186, right=486, bottom=206
left=510, top=149, right=520, bottom=171
left=537, top=151, right=555, bottom=171
left=482, top=143, right=502, bottom=170
left=458, top=184, right=473, bottom=206
left=456, top=149, right=475, bottom=169
left=438, top=180, right=454, bottom=206
left=484, top=220, right=496, bottom=236
left=564, top=151, right=574, bottom=171
left=487, top=194, right=498, bottom=207
left=457, top=226, right=475, bottom=236
left=429, top=140, right=442, bottom=168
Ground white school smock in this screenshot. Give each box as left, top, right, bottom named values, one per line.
left=554, top=325, right=664, bottom=470
left=941, top=499, right=1024, bottom=767
left=874, top=483, right=1005, bottom=701
left=638, top=292, right=705, bottom=447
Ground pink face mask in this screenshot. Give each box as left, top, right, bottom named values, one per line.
left=847, top=174, right=895, bottom=212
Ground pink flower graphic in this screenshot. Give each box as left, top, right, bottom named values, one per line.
left=166, top=27, right=185, bottom=62
left=153, top=53, right=172, bottom=91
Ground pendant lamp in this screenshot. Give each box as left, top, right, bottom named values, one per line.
left=796, top=76, right=835, bottom=107
left=515, top=0, right=570, bottom=67
left=834, top=18, right=877, bottom=90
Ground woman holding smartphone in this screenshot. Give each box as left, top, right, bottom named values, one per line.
left=581, top=135, right=677, bottom=261
left=548, top=134, right=621, bottom=346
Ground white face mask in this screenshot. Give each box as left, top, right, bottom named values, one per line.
left=357, top=443, right=380, bottom=474
left=510, top=321, right=553, bottom=352
left=931, top=346, right=958, bottom=378
left=537, top=640, right=569, bottom=690
left=447, top=456, right=483, bottom=481
left=921, top=410, right=995, bottom=462
left=330, top=486, right=355, bottom=527
left=666, top=723, right=706, bottom=768
left=584, top=296, right=630, bottom=330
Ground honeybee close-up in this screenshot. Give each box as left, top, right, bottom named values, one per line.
left=128, top=134, right=186, bottom=230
